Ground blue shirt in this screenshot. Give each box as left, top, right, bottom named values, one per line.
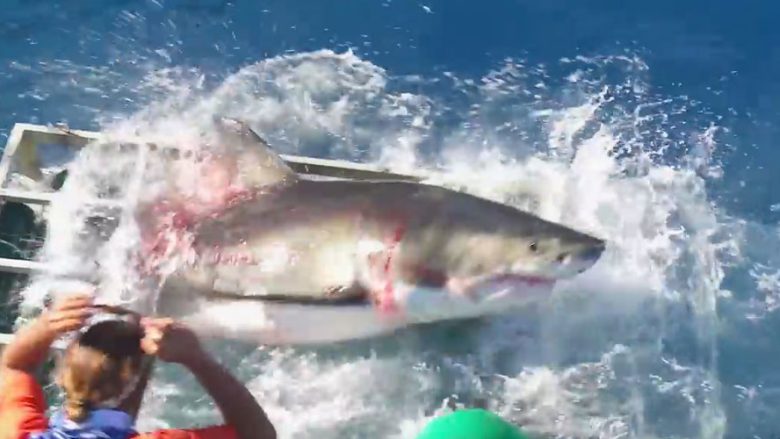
left=29, top=409, right=136, bottom=439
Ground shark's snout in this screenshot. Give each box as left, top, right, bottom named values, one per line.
left=568, top=241, right=605, bottom=275
left=578, top=242, right=605, bottom=262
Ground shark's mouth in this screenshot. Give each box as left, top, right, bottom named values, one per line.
left=481, top=273, right=555, bottom=286
left=446, top=273, right=556, bottom=298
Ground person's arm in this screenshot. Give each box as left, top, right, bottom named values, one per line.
left=185, top=355, right=276, bottom=439
left=141, top=318, right=276, bottom=439
left=0, top=294, right=93, bottom=437
left=1, top=294, right=92, bottom=373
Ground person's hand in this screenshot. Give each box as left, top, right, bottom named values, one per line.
left=1, top=293, right=94, bottom=372
left=41, top=293, right=94, bottom=336
left=140, top=318, right=207, bottom=366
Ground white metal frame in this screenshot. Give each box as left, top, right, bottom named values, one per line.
left=0, top=123, right=421, bottom=206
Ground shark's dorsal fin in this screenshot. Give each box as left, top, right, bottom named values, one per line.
left=213, top=117, right=298, bottom=187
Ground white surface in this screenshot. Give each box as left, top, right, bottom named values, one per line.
left=0, top=188, right=56, bottom=205
left=0, top=257, right=47, bottom=274
left=0, top=332, right=12, bottom=346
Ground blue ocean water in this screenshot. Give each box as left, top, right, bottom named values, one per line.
left=2, top=1, right=780, bottom=438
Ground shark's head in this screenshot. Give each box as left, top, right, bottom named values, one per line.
left=456, top=219, right=605, bottom=283
left=394, top=216, right=604, bottom=321
left=395, top=194, right=605, bottom=314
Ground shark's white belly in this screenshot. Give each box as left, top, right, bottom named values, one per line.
left=167, top=280, right=555, bottom=345
left=177, top=300, right=406, bottom=344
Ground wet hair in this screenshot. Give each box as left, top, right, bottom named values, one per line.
left=57, top=320, right=144, bottom=422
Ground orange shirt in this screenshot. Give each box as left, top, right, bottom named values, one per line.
left=0, top=369, right=237, bottom=439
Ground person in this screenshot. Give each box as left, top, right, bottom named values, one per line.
left=416, top=408, right=530, bottom=439
left=0, top=293, right=276, bottom=439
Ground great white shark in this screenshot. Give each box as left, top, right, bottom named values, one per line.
left=142, top=118, right=606, bottom=345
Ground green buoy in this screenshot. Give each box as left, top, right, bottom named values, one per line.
left=416, top=409, right=530, bottom=439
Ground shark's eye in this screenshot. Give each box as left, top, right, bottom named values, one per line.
left=529, top=242, right=538, bottom=252
left=557, top=252, right=569, bottom=263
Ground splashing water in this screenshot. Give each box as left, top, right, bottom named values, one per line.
left=14, top=49, right=739, bottom=438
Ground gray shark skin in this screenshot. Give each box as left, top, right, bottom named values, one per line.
left=152, top=118, right=605, bottom=345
